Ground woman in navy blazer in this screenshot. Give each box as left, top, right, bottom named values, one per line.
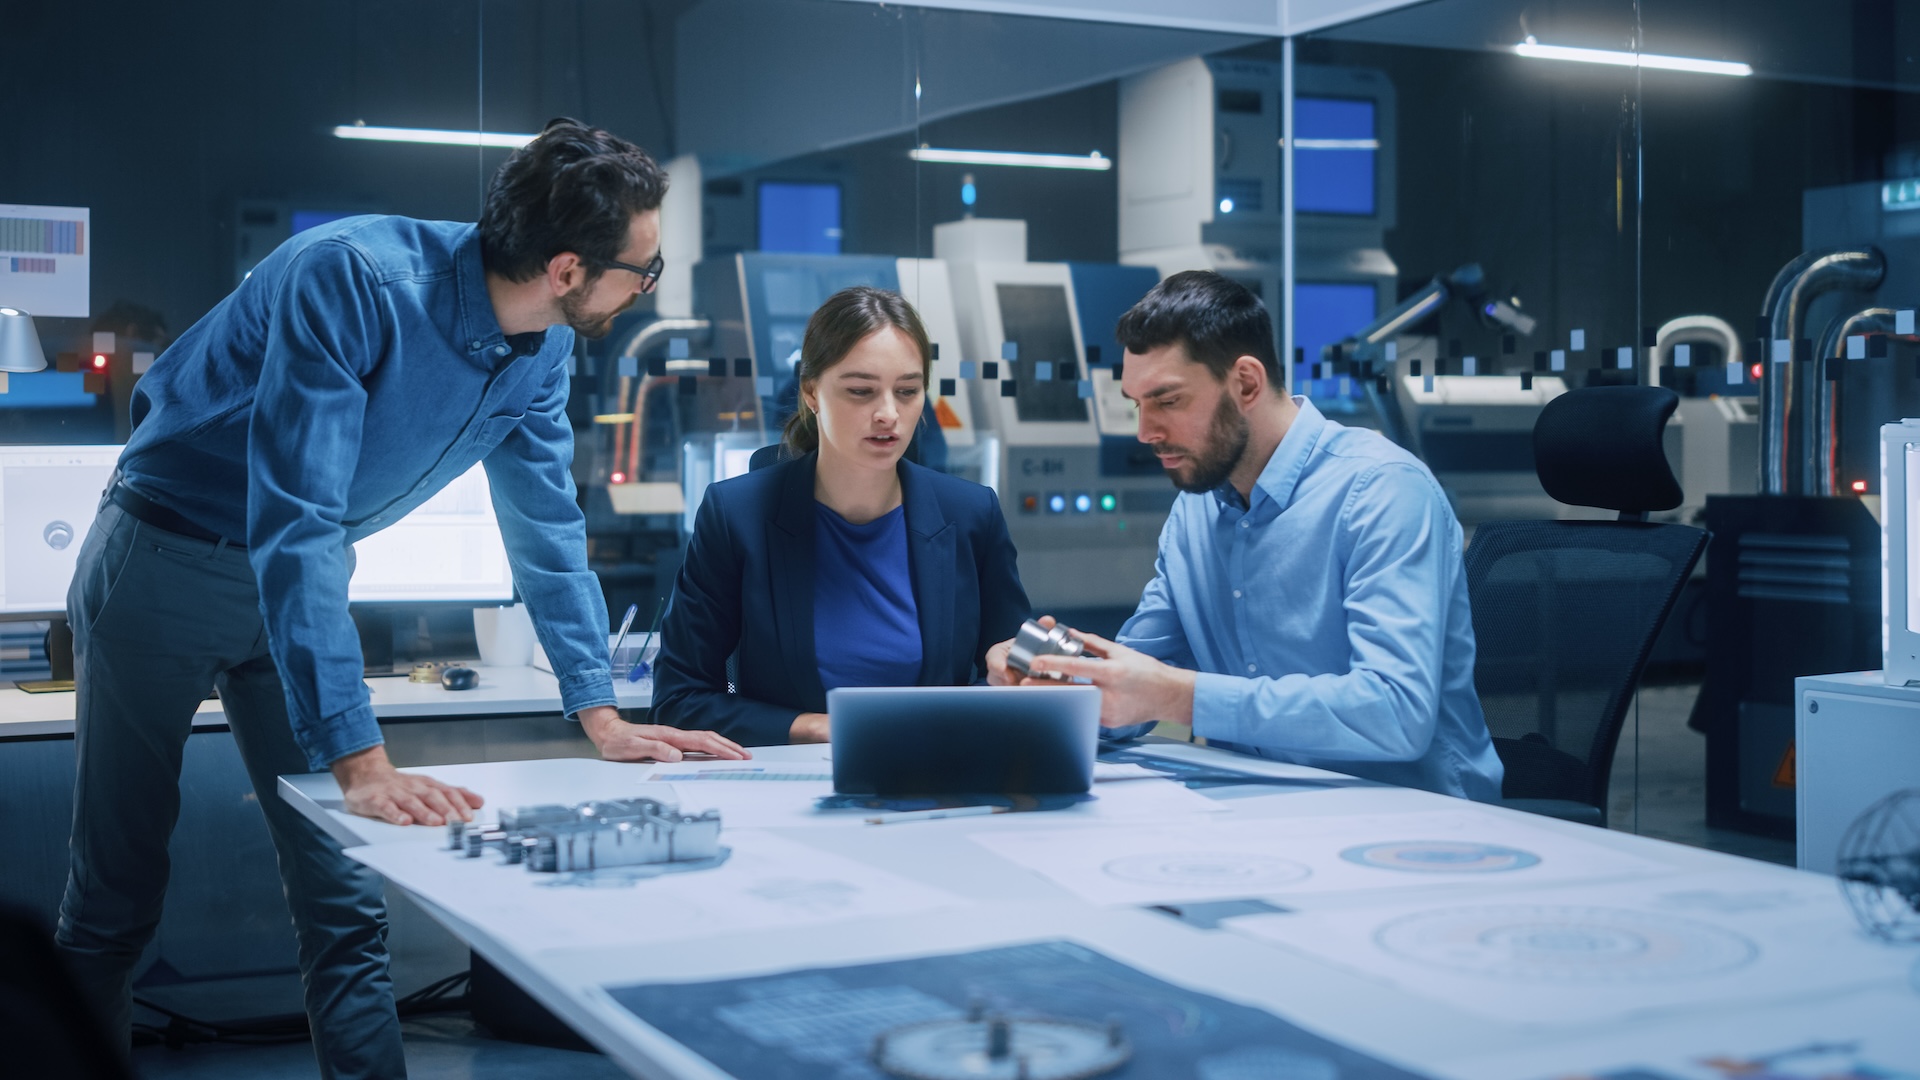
left=651, top=286, right=1030, bottom=745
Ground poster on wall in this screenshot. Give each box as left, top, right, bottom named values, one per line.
left=0, top=204, right=90, bottom=318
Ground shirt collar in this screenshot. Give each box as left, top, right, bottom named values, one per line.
left=1212, top=395, right=1326, bottom=514
left=455, top=225, right=520, bottom=370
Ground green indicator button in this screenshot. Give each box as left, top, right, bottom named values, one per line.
left=1098, top=492, right=1118, bottom=512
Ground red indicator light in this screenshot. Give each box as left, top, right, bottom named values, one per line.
left=92, top=354, right=108, bottom=370
left=1749, top=363, right=1762, bottom=380
left=610, top=472, right=626, bottom=484
left=1852, top=480, right=1868, bottom=493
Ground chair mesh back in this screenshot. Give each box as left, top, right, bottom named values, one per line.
left=1466, top=520, right=1706, bottom=814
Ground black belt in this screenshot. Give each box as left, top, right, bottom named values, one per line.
left=109, top=483, right=244, bottom=549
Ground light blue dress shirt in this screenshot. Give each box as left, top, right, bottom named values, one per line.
left=1115, top=397, right=1504, bottom=801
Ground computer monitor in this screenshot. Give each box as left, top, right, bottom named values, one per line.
left=347, top=463, right=514, bottom=605
left=0, top=444, right=121, bottom=618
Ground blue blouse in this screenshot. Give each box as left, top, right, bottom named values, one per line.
left=813, top=502, right=923, bottom=691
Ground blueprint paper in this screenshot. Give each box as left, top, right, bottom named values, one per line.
left=1441, top=985, right=1920, bottom=1079
left=1226, top=871, right=1920, bottom=1026
left=969, top=810, right=1672, bottom=907
left=629, top=775, right=1224, bottom=830
left=349, top=829, right=968, bottom=952
left=607, top=939, right=1437, bottom=1080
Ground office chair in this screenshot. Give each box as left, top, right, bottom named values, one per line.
left=1467, top=386, right=1707, bottom=827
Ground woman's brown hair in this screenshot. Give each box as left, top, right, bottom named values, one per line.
left=781, top=286, right=933, bottom=456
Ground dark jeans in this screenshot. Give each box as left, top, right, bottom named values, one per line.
left=55, top=501, right=407, bottom=1079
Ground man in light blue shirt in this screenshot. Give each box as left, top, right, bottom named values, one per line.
left=992, top=271, right=1502, bottom=801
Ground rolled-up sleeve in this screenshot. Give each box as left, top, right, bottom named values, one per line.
left=1193, top=463, right=1454, bottom=762
left=245, top=242, right=383, bottom=770
left=483, top=354, right=616, bottom=720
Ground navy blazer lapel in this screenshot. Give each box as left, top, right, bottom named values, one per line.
left=768, top=454, right=824, bottom=707
left=900, top=462, right=955, bottom=685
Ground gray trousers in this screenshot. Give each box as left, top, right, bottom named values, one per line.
left=56, top=501, right=407, bottom=1079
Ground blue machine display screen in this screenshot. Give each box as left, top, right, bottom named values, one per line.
left=758, top=182, right=843, bottom=255
left=0, top=372, right=94, bottom=409
left=1294, top=281, right=1378, bottom=396
left=1293, top=98, right=1376, bottom=217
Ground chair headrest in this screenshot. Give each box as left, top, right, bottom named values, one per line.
left=1532, top=386, right=1682, bottom=514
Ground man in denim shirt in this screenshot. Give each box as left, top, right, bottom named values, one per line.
left=57, top=120, right=746, bottom=1077
left=991, top=272, right=1502, bottom=802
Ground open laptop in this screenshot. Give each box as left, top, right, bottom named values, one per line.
left=827, top=685, right=1101, bottom=797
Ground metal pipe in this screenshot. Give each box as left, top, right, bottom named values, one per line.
left=1651, top=315, right=1742, bottom=388
left=1758, top=248, right=1883, bottom=495
left=613, top=319, right=712, bottom=484
left=1812, top=307, right=1895, bottom=496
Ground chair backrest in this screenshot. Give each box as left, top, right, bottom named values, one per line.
left=1469, top=385, right=1705, bottom=821
left=1467, top=520, right=1706, bottom=818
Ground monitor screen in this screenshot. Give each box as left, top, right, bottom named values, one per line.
left=348, top=464, right=514, bottom=605
left=1294, top=281, right=1378, bottom=400
left=994, top=284, right=1090, bottom=424
left=758, top=182, right=843, bottom=255
left=0, top=444, right=121, bottom=616
left=1294, top=97, right=1377, bottom=217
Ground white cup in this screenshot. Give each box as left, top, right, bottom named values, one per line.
left=473, top=603, right=536, bottom=667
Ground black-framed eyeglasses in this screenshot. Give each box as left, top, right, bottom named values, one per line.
left=599, top=252, right=665, bottom=293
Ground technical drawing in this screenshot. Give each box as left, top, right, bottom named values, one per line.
left=1374, top=905, right=1757, bottom=982
left=1100, top=853, right=1312, bottom=889
left=1340, top=840, right=1541, bottom=873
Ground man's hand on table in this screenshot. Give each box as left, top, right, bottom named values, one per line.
left=331, top=744, right=484, bottom=826
left=1014, top=624, right=1196, bottom=730
left=578, top=705, right=751, bottom=763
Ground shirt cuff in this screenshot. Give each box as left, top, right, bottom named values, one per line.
left=304, top=702, right=384, bottom=772
left=1191, top=671, right=1250, bottom=743
left=558, top=668, right=618, bottom=719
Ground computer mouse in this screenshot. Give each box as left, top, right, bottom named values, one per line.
left=440, top=665, right=478, bottom=691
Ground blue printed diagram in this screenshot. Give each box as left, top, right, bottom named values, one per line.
left=1342, top=840, right=1542, bottom=873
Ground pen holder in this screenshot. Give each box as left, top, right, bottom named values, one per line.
left=610, top=632, right=657, bottom=675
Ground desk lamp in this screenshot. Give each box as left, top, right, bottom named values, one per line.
left=0, top=308, right=49, bottom=373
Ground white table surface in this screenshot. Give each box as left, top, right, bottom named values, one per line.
left=0, top=663, right=652, bottom=739
left=279, top=743, right=1920, bottom=1080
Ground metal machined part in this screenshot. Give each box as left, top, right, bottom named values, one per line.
left=1005, top=620, right=1085, bottom=679
left=451, top=796, right=725, bottom=875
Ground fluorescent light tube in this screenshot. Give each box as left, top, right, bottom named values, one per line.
left=1514, top=38, right=1751, bottom=78
left=908, top=148, right=1111, bottom=171
left=1281, top=138, right=1382, bottom=150
left=333, top=124, right=537, bottom=148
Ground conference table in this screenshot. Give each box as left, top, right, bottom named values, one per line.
left=280, top=738, right=1920, bottom=1080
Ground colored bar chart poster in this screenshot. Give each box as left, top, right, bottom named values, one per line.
left=0, top=204, right=90, bottom=317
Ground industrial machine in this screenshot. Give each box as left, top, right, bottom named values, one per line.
left=939, top=224, right=1173, bottom=614
left=1696, top=178, right=1920, bottom=836
left=1119, top=56, right=1399, bottom=418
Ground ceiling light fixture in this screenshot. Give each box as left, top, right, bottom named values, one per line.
left=908, top=148, right=1111, bottom=171
left=332, top=123, right=537, bottom=148
left=1514, top=37, right=1751, bottom=78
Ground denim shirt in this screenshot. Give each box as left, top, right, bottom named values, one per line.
left=1114, top=397, right=1504, bottom=802
left=118, top=216, right=616, bottom=769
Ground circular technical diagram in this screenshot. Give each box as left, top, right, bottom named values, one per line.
left=1101, top=852, right=1311, bottom=889
left=875, top=1015, right=1129, bottom=1080
left=1375, top=905, right=1757, bottom=982
left=43, top=520, right=72, bottom=550
left=1340, top=840, right=1541, bottom=873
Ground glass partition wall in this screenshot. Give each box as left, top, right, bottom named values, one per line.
left=9, top=0, right=1902, bottom=852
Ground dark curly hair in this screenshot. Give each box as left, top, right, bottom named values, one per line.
left=478, top=117, right=669, bottom=283
left=783, top=287, right=932, bottom=456
left=1115, top=270, right=1282, bottom=388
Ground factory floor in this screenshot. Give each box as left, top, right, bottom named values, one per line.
left=130, top=679, right=1791, bottom=1080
